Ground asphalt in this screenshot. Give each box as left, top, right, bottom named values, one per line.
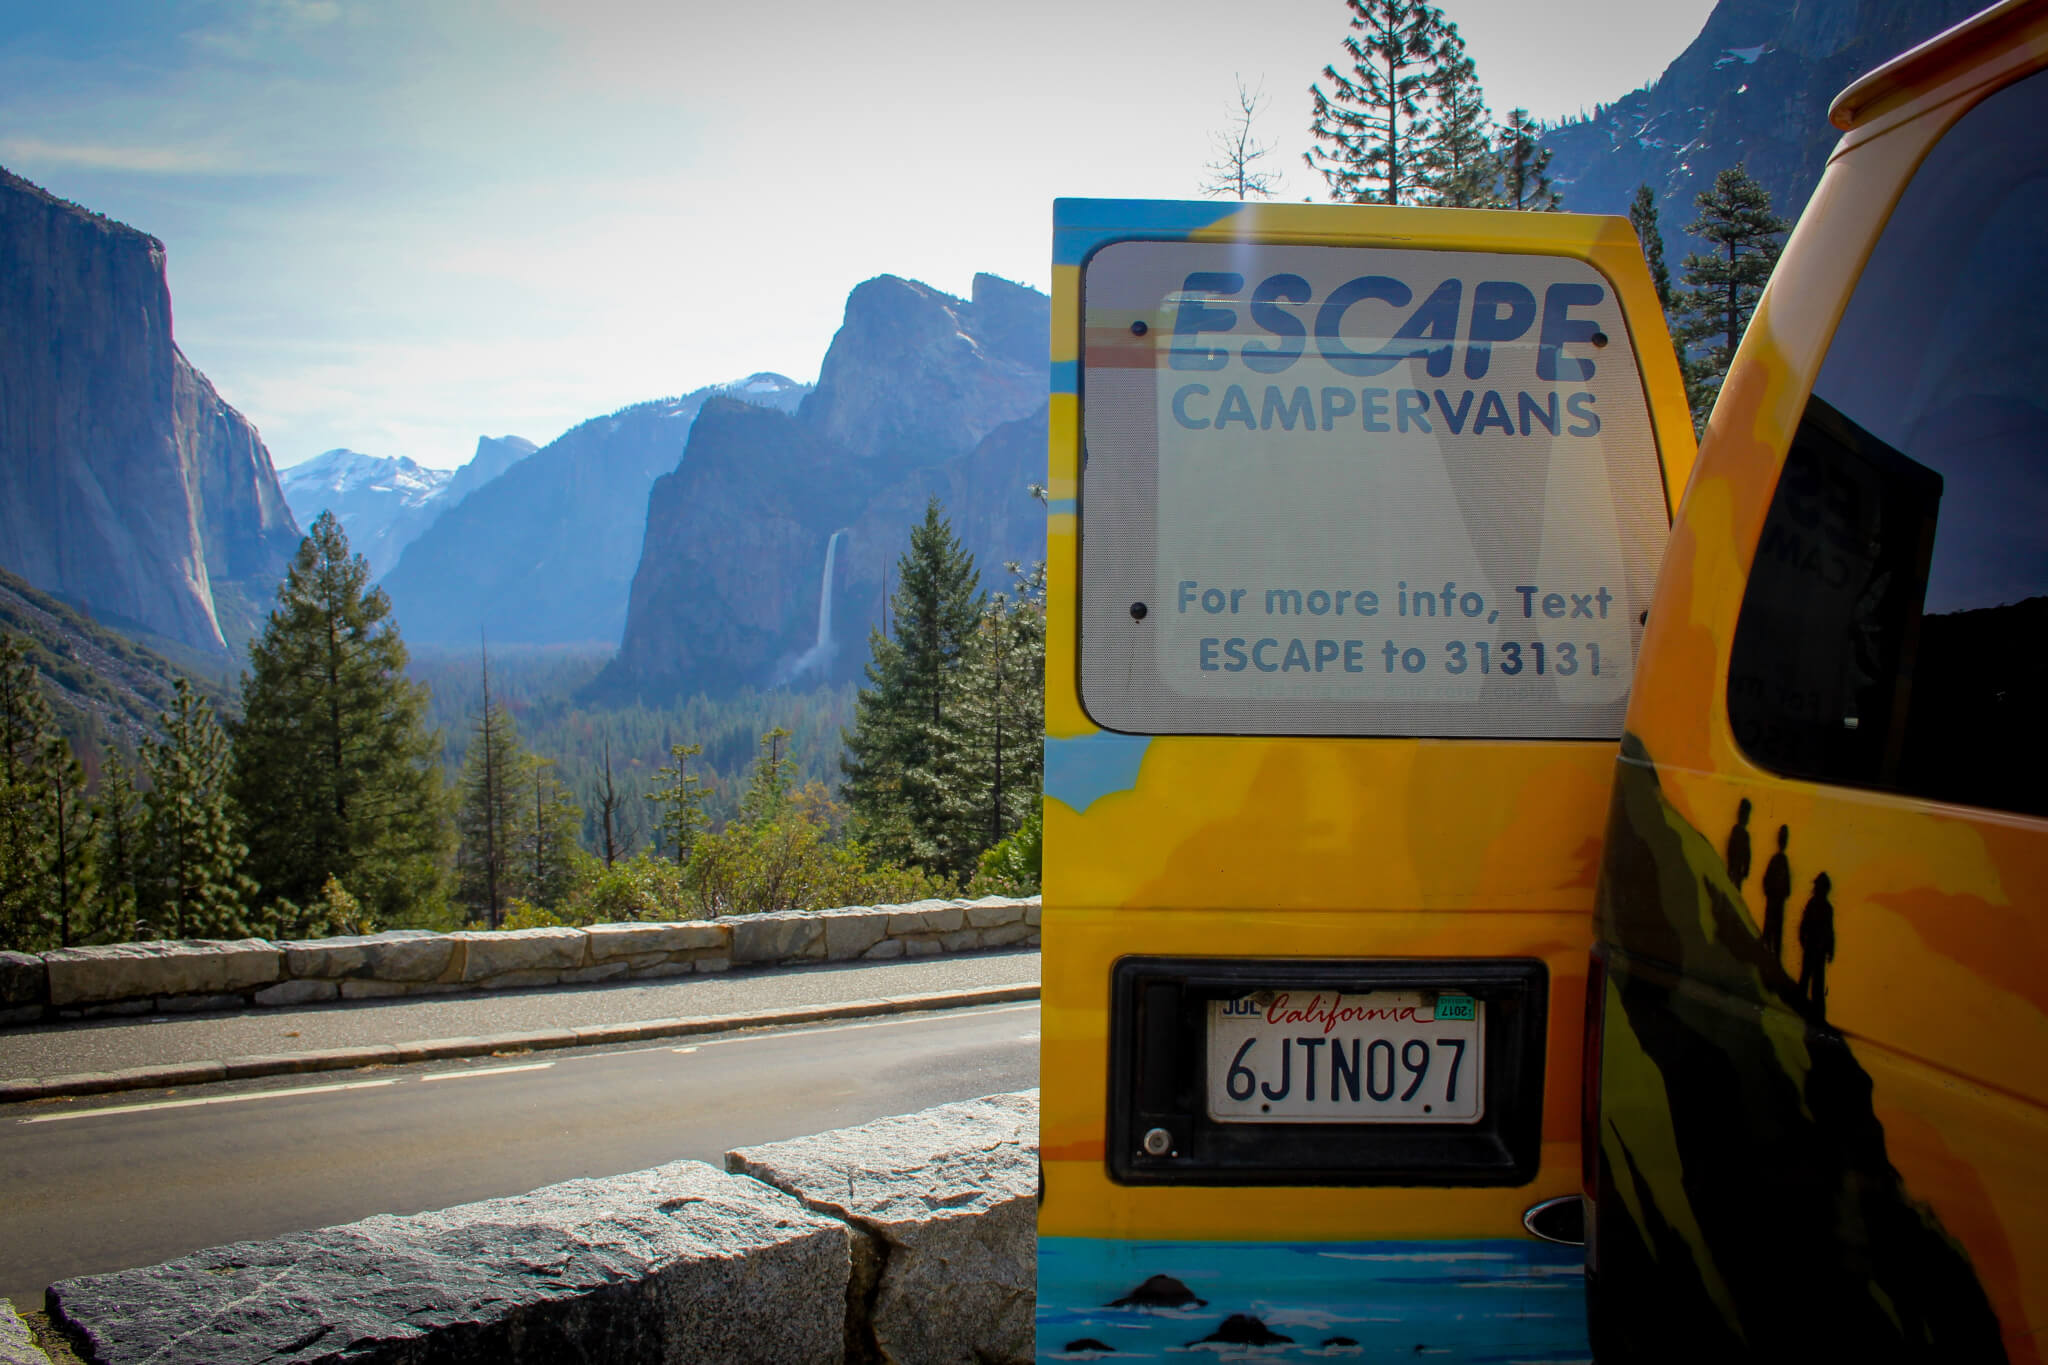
left=0, top=949, right=1041, bottom=1101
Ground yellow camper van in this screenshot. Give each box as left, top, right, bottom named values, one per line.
left=1035, top=201, right=1695, bottom=1357
left=1583, top=1, right=2048, bottom=1359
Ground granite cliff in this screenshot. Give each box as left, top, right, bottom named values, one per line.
left=281, top=435, right=536, bottom=579
left=601, top=273, right=1048, bottom=699
left=1546, top=0, right=1985, bottom=245
left=380, top=375, right=807, bottom=646
left=0, top=167, right=298, bottom=653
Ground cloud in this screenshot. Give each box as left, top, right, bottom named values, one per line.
left=0, top=136, right=240, bottom=175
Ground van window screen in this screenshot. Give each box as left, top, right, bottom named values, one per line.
left=1728, top=69, right=2048, bottom=817
left=1078, top=242, right=1669, bottom=738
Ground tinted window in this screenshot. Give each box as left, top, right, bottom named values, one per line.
left=1728, top=69, right=2048, bottom=816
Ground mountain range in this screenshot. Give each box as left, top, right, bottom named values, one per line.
left=1546, top=0, right=1984, bottom=251
left=280, top=435, right=536, bottom=578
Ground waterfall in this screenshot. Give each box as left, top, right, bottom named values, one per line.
left=780, top=529, right=847, bottom=685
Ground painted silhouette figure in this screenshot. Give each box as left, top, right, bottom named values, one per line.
left=1797, top=872, right=1837, bottom=1012
left=1726, top=799, right=1754, bottom=890
left=1760, top=825, right=1792, bottom=958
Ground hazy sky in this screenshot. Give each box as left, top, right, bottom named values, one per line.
left=1, top=0, right=1716, bottom=471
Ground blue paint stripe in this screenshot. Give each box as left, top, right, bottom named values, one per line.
left=1047, top=498, right=1077, bottom=517
left=1052, top=198, right=1243, bottom=266
left=1050, top=358, right=1078, bottom=395
left=1042, top=732, right=1151, bottom=813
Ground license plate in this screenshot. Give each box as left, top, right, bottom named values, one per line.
left=1207, top=990, right=1485, bottom=1123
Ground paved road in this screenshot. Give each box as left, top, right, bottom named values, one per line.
left=0, top=949, right=1040, bottom=1081
left=0, top=1000, right=1040, bottom=1307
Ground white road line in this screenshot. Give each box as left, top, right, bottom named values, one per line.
left=420, top=1062, right=554, bottom=1082
left=667, top=1002, right=1040, bottom=1055
left=20, top=1079, right=397, bottom=1124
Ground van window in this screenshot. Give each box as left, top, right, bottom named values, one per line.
left=1728, top=69, right=2048, bottom=816
left=1079, top=242, right=1670, bottom=739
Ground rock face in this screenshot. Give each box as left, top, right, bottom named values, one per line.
left=381, top=374, right=808, bottom=646
left=281, top=435, right=538, bottom=579
left=1546, top=0, right=1983, bottom=244
left=47, top=1160, right=852, bottom=1365
left=0, top=166, right=298, bottom=653
left=728, top=1090, right=1039, bottom=1365
left=603, top=274, right=1048, bottom=698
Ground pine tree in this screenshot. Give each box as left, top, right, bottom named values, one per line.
left=936, top=568, right=1046, bottom=879
left=741, top=727, right=795, bottom=826
left=454, top=651, right=527, bottom=928
left=1496, top=109, right=1561, bottom=211
left=41, top=735, right=95, bottom=947
left=141, top=680, right=256, bottom=940
left=647, top=741, right=709, bottom=866
left=1629, top=183, right=1673, bottom=311
left=841, top=499, right=983, bottom=870
left=233, top=511, right=447, bottom=926
left=1306, top=0, right=1460, bottom=206
left=522, top=759, right=582, bottom=910
left=0, top=634, right=55, bottom=949
left=1418, top=43, right=1497, bottom=206
left=1673, top=163, right=1788, bottom=428
left=94, top=749, right=143, bottom=945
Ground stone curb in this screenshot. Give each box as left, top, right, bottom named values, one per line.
left=0, top=984, right=1040, bottom=1106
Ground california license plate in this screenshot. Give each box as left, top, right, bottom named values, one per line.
left=1207, top=989, right=1485, bottom=1123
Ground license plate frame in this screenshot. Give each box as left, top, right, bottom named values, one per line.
left=1108, top=956, right=1548, bottom=1186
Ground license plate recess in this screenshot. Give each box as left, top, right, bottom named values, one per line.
left=1108, top=957, right=1547, bottom=1186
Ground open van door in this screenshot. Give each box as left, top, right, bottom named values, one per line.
left=1037, top=199, right=1695, bottom=1360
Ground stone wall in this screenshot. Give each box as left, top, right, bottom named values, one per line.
left=0, top=897, right=1040, bottom=1026
left=41, top=1091, right=1038, bottom=1365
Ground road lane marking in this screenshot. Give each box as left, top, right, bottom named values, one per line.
left=20, top=1079, right=397, bottom=1124
left=420, top=1062, right=555, bottom=1082
left=665, top=1003, right=1040, bottom=1053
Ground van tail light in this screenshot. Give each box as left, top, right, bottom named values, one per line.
left=1580, top=951, right=1608, bottom=1272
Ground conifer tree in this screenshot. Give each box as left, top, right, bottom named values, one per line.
left=1629, top=183, right=1673, bottom=311
left=741, top=727, right=795, bottom=826
left=1673, top=163, right=1788, bottom=427
left=94, top=749, right=143, bottom=944
left=142, top=680, right=256, bottom=940
left=41, top=735, right=95, bottom=947
left=647, top=741, right=709, bottom=866
left=522, top=758, right=582, bottom=910
left=936, top=569, right=1046, bottom=878
left=0, top=634, right=55, bottom=948
left=1496, top=109, right=1561, bottom=211
left=454, top=651, right=527, bottom=928
left=1418, top=42, right=1497, bottom=206
left=1306, top=0, right=1460, bottom=205
left=842, top=499, right=983, bottom=870
left=233, top=511, right=447, bottom=926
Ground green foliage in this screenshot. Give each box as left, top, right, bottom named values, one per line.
left=498, top=897, right=565, bottom=930
left=522, top=759, right=583, bottom=910
left=1306, top=0, right=1463, bottom=205
left=647, top=741, right=710, bottom=865
left=41, top=734, right=95, bottom=947
left=233, top=511, right=448, bottom=927
left=1673, top=163, right=1789, bottom=429
left=932, top=569, right=1046, bottom=880
left=561, top=852, right=695, bottom=924
left=93, top=748, right=142, bottom=944
left=0, top=633, right=58, bottom=948
left=1496, top=109, right=1561, bottom=211
left=842, top=498, right=985, bottom=871
left=1418, top=49, right=1498, bottom=208
left=968, top=806, right=1042, bottom=897
left=141, top=680, right=258, bottom=940
left=454, top=654, right=527, bottom=929
left=1630, top=183, right=1674, bottom=311
left=741, top=727, right=795, bottom=825
left=685, top=805, right=952, bottom=919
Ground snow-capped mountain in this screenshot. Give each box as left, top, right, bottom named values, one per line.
left=282, top=435, right=538, bottom=579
